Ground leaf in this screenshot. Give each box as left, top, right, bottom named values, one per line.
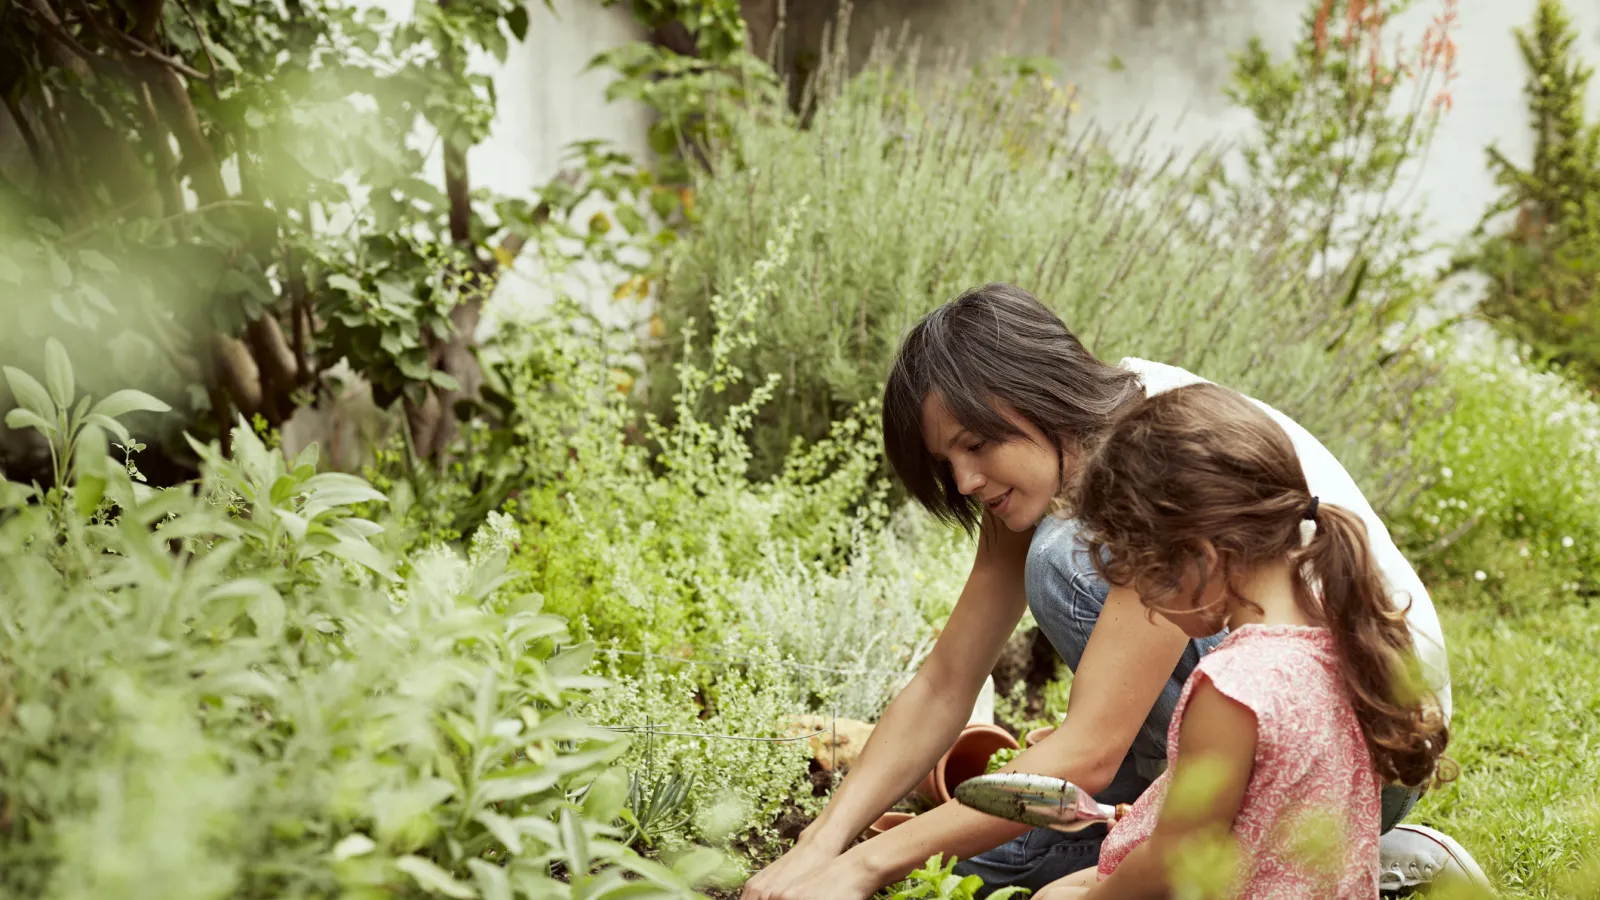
left=301, top=473, right=387, bottom=508
left=615, top=206, right=647, bottom=235
left=73, top=474, right=105, bottom=518
left=581, top=769, right=628, bottom=823
left=16, top=702, right=54, bottom=741
left=376, top=278, right=419, bottom=312
left=395, top=856, right=477, bottom=899
left=209, top=43, right=242, bottom=73
left=467, top=860, right=511, bottom=900
left=327, top=273, right=363, bottom=294
left=559, top=809, right=589, bottom=883
left=248, top=587, right=288, bottom=637
left=78, top=250, right=117, bottom=274
left=505, top=4, right=529, bottom=41
left=669, top=848, right=726, bottom=885
left=472, top=811, right=523, bottom=855
left=273, top=508, right=310, bottom=542
left=5, top=366, right=55, bottom=419
left=546, top=641, right=596, bottom=678
left=80, top=282, right=117, bottom=315
left=85, top=413, right=132, bottom=447
left=331, top=832, right=377, bottom=860
left=91, top=389, right=171, bottom=419
left=4, top=408, right=55, bottom=435
left=473, top=668, right=498, bottom=741
left=326, top=537, right=395, bottom=579
left=47, top=247, right=73, bottom=287
left=44, top=338, right=74, bottom=408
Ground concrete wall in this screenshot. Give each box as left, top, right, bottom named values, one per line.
left=838, top=0, right=1600, bottom=275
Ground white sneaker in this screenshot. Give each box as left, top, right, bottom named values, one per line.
left=1378, top=824, right=1493, bottom=895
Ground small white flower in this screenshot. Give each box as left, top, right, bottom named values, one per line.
left=1474, top=570, right=1488, bottom=582
left=1441, top=466, right=1453, bottom=479
left=1562, top=536, right=1575, bottom=549
left=1520, top=546, right=1531, bottom=558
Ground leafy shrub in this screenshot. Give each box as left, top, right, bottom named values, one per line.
left=887, top=854, right=1029, bottom=900
left=492, top=212, right=888, bottom=652
left=649, top=40, right=1428, bottom=494
left=0, top=353, right=713, bottom=899
left=1389, top=333, right=1600, bottom=609
left=1462, top=0, right=1600, bottom=390
left=453, top=212, right=969, bottom=852
left=578, top=647, right=813, bottom=858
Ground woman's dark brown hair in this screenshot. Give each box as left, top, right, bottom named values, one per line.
left=882, top=283, right=1142, bottom=532
left=1066, top=382, right=1453, bottom=789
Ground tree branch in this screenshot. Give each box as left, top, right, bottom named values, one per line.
left=135, top=81, right=185, bottom=220
left=115, top=30, right=211, bottom=82
left=132, top=0, right=166, bottom=43
left=174, top=0, right=221, bottom=95
left=0, top=93, right=49, bottom=182
left=22, top=0, right=105, bottom=78
left=142, top=64, right=227, bottom=203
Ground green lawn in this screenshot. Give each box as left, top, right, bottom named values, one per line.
left=1411, top=601, right=1600, bottom=898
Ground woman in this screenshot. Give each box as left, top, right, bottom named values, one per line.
left=738, top=283, right=1482, bottom=899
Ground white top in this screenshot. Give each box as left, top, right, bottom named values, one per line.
left=1119, top=357, right=1453, bottom=721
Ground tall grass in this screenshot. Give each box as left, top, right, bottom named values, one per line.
left=651, top=35, right=1431, bottom=504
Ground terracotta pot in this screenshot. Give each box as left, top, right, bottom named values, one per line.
left=915, top=723, right=1022, bottom=805
left=865, top=811, right=915, bottom=838
left=1024, top=725, right=1056, bottom=748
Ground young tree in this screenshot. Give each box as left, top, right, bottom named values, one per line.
left=1466, top=0, right=1600, bottom=386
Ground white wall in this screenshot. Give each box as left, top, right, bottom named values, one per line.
left=841, top=0, right=1600, bottom=283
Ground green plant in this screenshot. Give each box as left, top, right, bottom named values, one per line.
left=886, top=854, right=1030, bottom=900
left=0, top=0, right=658, bottom=471
left=492, top=208, right=888, bottom=653
left=1213, top=0, right=1460, bottom=322
left=650, top=39, right=1433, bottom=502
left=1459, top=0, right=1600, bottom=388
left=622, top=771, right=698, bottom=849
left=1389, top=333, right=1600, bottom=609
left=984, top=748, right=1020, bottom=775
left=2, top=336, right=171, bottom=514
left=0, top=349, right=717, bottom=899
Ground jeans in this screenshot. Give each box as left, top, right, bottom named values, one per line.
left=954, top=516, right=1419, bottom=895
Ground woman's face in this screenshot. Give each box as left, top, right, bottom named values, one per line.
left=920, top=394, right=1065, bottom=532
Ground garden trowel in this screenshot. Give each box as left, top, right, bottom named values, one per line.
left=954, top=772, right=1131, bottom=833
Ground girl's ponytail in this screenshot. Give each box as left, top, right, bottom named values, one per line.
left=1297, top=501, right=1455, bottom=789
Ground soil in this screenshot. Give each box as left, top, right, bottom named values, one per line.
left=988, top=625, right=1060, bottom=735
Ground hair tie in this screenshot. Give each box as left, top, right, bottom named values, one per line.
left=1303, top=496, right=1320, bottom=521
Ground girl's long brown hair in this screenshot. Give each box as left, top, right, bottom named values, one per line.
left=1065, top=383, right=1453, bottom=788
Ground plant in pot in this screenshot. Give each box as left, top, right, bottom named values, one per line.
left=916, top=724, right=1021, bottom=805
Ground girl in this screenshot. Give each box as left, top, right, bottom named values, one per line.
left=1037, top=382, right=1454, bottom=898
left=739, top=284, right=1477, bottom=900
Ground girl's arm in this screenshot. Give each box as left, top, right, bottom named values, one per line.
left=1085, top=680, right=1258, bottom=900
left=846, top=583, right=1197, bottom=889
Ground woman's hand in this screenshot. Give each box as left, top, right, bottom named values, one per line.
left=739, top=839, right=876, bottom=900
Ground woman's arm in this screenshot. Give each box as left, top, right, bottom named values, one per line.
left=739, top=517, right=1033, bottom=900
left=1084, top=680, right=1257, bottom=899
left=846, top=583, right=1199, bottom=889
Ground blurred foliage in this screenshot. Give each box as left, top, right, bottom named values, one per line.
left=0, top=0, right=661, bottom=474
left=1457, top=0, right=1600, bottom=389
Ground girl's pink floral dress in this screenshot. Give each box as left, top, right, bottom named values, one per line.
left=1097, top=625, right=1382, bottom=898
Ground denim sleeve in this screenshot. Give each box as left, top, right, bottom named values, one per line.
left=1025, top=516, right=1224, bottom=774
